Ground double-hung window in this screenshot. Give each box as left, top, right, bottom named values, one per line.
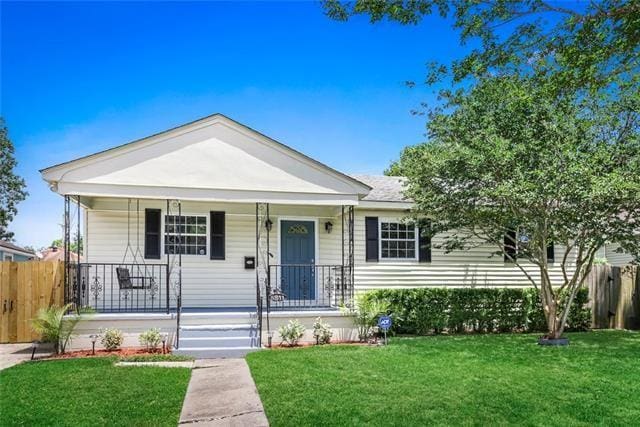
left=164, top=215, right=207, bottom=255
left=379, top=221, right=418, bottom=260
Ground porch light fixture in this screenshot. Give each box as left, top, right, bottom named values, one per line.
left=324, top=221, right=333, bottom=234
left=89, top=334, right=98, bottom=355
left=265, top=218, right=273, bottom=232
left=161, top=333, right=169, bottom=354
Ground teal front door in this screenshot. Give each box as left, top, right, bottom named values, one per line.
left=280, top=220, right=315, bottom=300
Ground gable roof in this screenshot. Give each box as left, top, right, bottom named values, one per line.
left=41, top=113, right=371, bottom=205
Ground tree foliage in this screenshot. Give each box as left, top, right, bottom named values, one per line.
left=393, top=76, right=640, bottom=338
left=324, top=0, right=640, bottom=98
left=0, top=118, right=27, bottom=241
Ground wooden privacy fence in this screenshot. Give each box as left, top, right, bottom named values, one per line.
left=0, top=261, right=64, bottom=343
left=587, top=264, right=640, bottom=330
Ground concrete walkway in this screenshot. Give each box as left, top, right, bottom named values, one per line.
left=0, top=343, right=52, bottom=371
left=179, top=359, right=269, bottom=426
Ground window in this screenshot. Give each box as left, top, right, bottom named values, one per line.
left=380, top=221, right=417, bottom=260
left=164, top=215, right=207, bottom=255
left=3, top=254, right=13, bottom=261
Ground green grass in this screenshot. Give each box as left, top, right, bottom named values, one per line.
left=0, top=357, right=191, bottom=426
left=247, top=331, right=640, bottom=426
left=119, top=354, right=194, bottom=362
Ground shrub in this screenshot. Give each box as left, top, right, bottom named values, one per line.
left=312, top=317, right=333, bottom=345
left=138, top=328, right=162, bottom=351
left=30, top=303, right=93, bottom=354
left=349, top=294, right=390, bottom=341
left=278, top=320, right=305, bottom=346
left=363, top=287, right=591, bottom=336
left=101, top=328, right=124, bottom=351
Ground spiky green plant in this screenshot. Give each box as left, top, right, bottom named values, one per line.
left=31, top=304, right=92, bottom=354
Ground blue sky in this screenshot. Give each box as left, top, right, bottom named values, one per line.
left=2, top=1, right=463, bottom=248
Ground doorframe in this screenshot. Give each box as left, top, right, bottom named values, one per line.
left=277, top=217, right=320, bottom=301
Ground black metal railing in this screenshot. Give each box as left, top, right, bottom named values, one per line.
left=256, top=279, right=263, bottom=347
left=68, top=263, right=171, bottom=313
left=267, top=264, right=353, bottom=310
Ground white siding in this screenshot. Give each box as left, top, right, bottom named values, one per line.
left=604, top=243, right=636, bottom=266
left=353, top=209, right=576, bottom=292
left=86, top=200, right=582, bottom=307
left=86, top=199, right=343, bottom=308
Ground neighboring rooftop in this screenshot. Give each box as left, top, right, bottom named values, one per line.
left=0, top=240, right=36, bottom=257
left=41, top=247, right=82, bottom=262
left=351, top=175, right=410, bottom=203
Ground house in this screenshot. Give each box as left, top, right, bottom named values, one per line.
left=40, top=246, right=82, bottom=262
left=40, top=113, right=578, bottom=356
left=602, top=244, right=637, bottom=266
left=0, top=241, right=36, bottom=262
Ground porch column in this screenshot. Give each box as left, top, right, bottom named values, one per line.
left=63, top=195, right=71, bottom=305
left=255, top=202, right=270, bottom=347
left=341, top=205, right=355, bottom=306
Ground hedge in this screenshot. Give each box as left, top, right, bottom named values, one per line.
left=364, top=287, right=591, bottom=335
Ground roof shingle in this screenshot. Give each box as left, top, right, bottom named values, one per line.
left=351, top=175, right=410, bottom=203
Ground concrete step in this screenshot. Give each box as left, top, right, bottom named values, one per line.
left=173, top=346, right=259, bottom=359
left=179, top=324, right=258, bottom=338
left=178, top=336, right=255, bottom=348
left=180, top=311, right=257, bottom=326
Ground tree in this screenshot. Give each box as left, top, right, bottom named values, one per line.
left=323, top=0, right=640, bottom=99
left=0, top=118, right=27, bottom=241
left=51, top=233, right=83, bottom=253
left=391, top=75, right=640, bottom=339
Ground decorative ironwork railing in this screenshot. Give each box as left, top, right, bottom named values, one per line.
left=67, top=263, right=171, bottom=313
left=266, top=264, right=353, bottom=310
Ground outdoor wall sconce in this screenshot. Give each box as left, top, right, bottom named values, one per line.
left=161, top=333, right=169, bottom=354
left=89, top=334, right=98, bottom=355
left=325, top=221, right=333, bottom=234
left=265, top=218, right=273, bottom=232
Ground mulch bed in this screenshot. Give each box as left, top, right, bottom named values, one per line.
left=269, top=340, right=373, bottom=349
left=44, top=347, right=170, bottom=360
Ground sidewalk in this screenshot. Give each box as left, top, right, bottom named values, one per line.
left=0, top=343, right=52, bottom=371
left=179, top=358, right=269, bottom=426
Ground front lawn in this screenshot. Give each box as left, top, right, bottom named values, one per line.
left=247, top=331, right=640, bottom=426
left=0, top=357, right=191, bottom=426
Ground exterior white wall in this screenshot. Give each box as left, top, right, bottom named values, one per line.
left=68, top=311, right=358, bottom=350
left=604, top=243, right=636, bottom=266
left=353, top=209, right=576, bottom=291
left=85, top=199, right=344, bottom=308
left=85, top=200, right=583, bottom=308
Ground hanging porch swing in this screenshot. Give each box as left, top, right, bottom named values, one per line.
left=116, top=199, right=155, bottom=290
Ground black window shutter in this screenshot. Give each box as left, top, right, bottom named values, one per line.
left=504, top=230, right=517, bottom=262
left=547, top=242, right=555, bottom=263
left=365, top=217, right=378, bottom=262
left=210, top=211, right=225, bottom=260
left=144, top=209, right=161, bottom=259
left=419, top=223, right=432, bottom=263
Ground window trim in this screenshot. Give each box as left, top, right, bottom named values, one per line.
left=163, top=213, right=209, bottom=256
left=378, top=218, right=419, bottom=261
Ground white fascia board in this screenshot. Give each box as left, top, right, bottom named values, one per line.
left=56, top=182, right=361, bottom=206
left=0, top=246, right=35, bottom=257
left=357, top=200, right=414, bottom=210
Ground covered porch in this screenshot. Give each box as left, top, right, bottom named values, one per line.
left=62, top=196, right=356, bottom=314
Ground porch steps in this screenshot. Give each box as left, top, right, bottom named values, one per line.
left=174, top=312, right=260, bottom=358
